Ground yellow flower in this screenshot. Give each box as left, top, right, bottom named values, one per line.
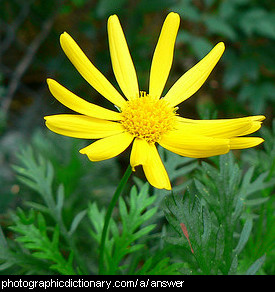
left=44, top=12, right=265, bottom=190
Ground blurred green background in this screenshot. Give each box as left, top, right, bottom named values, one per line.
left=0, top=0, right=275, bottom=232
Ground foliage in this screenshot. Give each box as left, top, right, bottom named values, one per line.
left=0, top=0, right=274, bottom=276
left=0, top=122, right=274, bottom=275
left=163, top=151, right=274, bottom=274
left=172, top=0, right=275, bottom=115
left=9, top=209, right=75, bottom=275
left=0, top=138, right=195, bottom=275
left=240, top=121, right=275, bottom=274
left=88, top=184, right=178, bottom=275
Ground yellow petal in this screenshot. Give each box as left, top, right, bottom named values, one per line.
left=142, top=143, right=171, bottom=190
left=108, top=15, right=139, bottom=100
left=130, top=138, right=149, bottom=170
left=175, top=117, right=263, bottom=138
left=245, top=115, right=266, bottom=122
left=149, top=12, right=180, bottom=99
left=79, top=132, right=134, bottom=161
left=47, top=79, right=121, bottom=121
left=60, top=32, right=126, bottom=108
left=177, top=115, right=266, bottom=124
left=159, top=131, right=230, bottom=158
left=229, top=137, right=264, bottom=149
left=240, top=121, right=262, bottom=136
left=164, top=42, right=225, bottom=107
left=44, top=114, right=124, bottom=139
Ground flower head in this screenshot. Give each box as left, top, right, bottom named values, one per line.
left=44, top=12, right=265, bottom=190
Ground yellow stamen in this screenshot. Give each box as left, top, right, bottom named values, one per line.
left=121, top=92, right=177, bottom=143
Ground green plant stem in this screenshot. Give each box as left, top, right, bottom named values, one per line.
left=98, top=164, right=132, bottom=275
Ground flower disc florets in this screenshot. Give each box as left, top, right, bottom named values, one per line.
left=121, top=92, right=177, bottom=143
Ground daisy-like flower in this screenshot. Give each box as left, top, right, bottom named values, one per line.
left=44, top=12, right=265, bottom=190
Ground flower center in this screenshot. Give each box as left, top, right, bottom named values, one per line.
left=120, top=92, right=177, bottom=143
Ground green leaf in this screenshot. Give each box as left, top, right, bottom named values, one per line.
left=163, top=151, right=269, bottom=275
left=245, top=197, right=269, bottom=206
left=204, top=15, right=237, bottom=40
left=12, top=146, right=88, bottom=274
left=240, top=9, right=275, bottom=39
left=56, top=185, right=65, bottom=214
left=89, top=183, right=157, bottom=274
left=136, top=257, right=182, bottom=275
left=9, top=210, right=76, bottom=275
left=245, top=255, right=266, bottom=275
left=234, top=218, right=253, bottom=255
left=88, top=201, right=117, bottom=253
left=163, top=190, right=212, bottom=267
left=68, top=210, right=87, bottom=236
left=239, top=165, right=275, bottom=206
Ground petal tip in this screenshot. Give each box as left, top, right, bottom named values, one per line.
left=217, top=42, right=225, bottom=53
left=60, top=32, right=73, bottom=50
left=46, top=78, right=53, bottom=86
left=167, top=11, right=180, bottom=20
left=60, top=32, right=69, bottom=44
left=108, top=14, right=119, bottom=24
left=167, top=12, right=180, bottom=30
left=258, top=138, right=265, bottom=145
left=47, top=78, right=58, bottom=91
left=60, top=31, right=70, bottom=38
left=79, top=148, right=86, bottom=154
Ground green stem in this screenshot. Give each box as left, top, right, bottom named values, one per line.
left=98, top=164, right=132, bottom=275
